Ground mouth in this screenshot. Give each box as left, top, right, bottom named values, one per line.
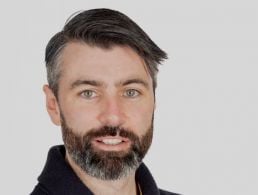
left=92, top=136, right=131, bottom=151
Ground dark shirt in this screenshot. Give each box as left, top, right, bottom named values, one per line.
left=31, top=145, right=180, bottom=195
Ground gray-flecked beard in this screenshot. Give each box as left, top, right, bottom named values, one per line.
left=60, top=113, right=153, bottom=180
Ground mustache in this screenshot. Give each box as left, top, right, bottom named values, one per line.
left=83, top=126, right=139, bottom=142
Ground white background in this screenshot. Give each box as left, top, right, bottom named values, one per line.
left=0, top=1, right=257, bottom=195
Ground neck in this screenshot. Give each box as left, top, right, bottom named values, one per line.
left=66, top=152, right=138, bottom=195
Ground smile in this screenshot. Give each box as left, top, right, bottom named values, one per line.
left=100, top=138, right=123, bottom=145
left=93, top=136, right=131, bottom=151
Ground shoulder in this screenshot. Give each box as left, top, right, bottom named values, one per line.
left=159, top=188, right=182, bottom=195
left=30, top=183, right=50, bottom=195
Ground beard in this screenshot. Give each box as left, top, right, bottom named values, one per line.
left=60, top=113, right=153, bottom=180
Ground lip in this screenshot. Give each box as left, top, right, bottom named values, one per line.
left=92, top=136, right=131, bottom=152
left=95, top=136, right=130, bottom=142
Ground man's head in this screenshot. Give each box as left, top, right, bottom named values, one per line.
left=43, top=8, right=167, bottom=180
left=45, top=8, right=167, bottom=97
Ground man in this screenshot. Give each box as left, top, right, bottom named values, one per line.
left=31, top=8, right=180, bottom=195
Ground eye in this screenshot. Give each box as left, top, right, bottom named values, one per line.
left=124, top=89, right=140, bottom=98
left=80, top=90, right=97, bottom=99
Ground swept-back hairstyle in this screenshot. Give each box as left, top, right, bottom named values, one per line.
left=45, top=8, right=167, bottom=97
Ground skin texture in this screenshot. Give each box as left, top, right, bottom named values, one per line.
left=43, top=42, right=155, bottom=195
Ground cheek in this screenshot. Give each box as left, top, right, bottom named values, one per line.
left=127, top=102, right=154, bottom=134
left=60, top=101, right=100, bottom=134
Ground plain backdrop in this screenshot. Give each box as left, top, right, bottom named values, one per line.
left=0, top=0, right=257, bottom=195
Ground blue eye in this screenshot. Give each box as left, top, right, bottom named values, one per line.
left=81, top=90, right=97, bottom=99
left=124, top=89, right=140, bottom=98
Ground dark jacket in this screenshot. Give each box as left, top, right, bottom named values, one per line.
left=31, top=145, right=180, bottom=195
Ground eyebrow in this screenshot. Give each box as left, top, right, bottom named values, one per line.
left=70, top=78, right=149, bottom=90
left=120, top=78, right=149, bottom=88
left=70, top=80, right=104, bottom=89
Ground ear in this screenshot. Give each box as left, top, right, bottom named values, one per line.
left=43, top=85, right=61, bottom=126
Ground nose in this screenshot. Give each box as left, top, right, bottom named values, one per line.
left=98, top=96, right=126, bottom=127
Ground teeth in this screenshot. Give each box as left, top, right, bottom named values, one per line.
left=102, top=139, right=122, bottom=145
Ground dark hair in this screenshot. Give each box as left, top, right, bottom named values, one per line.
left=45, top=8, right=167, bottom=97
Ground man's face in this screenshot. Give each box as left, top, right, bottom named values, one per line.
left=45, top=42, right=155, bottom=180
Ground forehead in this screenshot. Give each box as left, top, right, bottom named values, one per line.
left=58, top=42, right=152, bottom=84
